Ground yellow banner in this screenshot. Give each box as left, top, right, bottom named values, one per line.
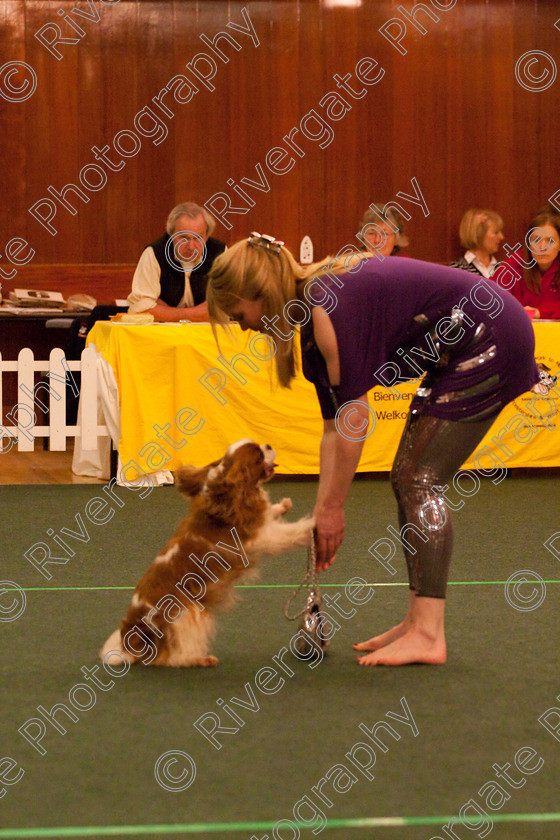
left=88, top=321, right=560, bottom=479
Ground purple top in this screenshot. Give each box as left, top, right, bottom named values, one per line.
left=301, top=257, right=539, bottom=421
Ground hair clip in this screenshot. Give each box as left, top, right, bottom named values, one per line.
left=247, top=231, right=285, bottom=254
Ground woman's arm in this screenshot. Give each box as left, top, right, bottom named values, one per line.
left=310, top=305, right=371, bottom=568
left=314, top=398, right=369, bottom=570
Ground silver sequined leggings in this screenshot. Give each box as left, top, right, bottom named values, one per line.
left=390, top=411, right=496, bottom=598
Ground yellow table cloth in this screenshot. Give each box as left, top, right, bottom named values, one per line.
left=87, top=321, right=560, bottom=480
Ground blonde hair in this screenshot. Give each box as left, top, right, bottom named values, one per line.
left=207, top=238, right=348, bottom=387
left=459, top=208, right=503, bottom=251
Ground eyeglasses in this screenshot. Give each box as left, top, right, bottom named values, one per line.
left=369, top=227, right=396, bottom=238
left=247, top=231, right=285, bottom=253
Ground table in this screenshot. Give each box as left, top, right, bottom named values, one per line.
left=75, top=320, right=560, bottom=482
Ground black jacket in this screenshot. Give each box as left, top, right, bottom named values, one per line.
left=148, top=234, right=226, bottom=307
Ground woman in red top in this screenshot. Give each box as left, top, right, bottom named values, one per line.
left=500, top=206, right=560, bottom=319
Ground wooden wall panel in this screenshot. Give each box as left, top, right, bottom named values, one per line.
left=1, top=1, right=26, bottom=241
left=1, top=0, right=559, bottom=303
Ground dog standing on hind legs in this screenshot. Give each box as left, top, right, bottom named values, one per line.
left=100, top=440, right=315, bottom=668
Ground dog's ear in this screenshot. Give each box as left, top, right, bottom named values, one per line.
left=201, top=444, right=264, bottom=517
left=175, top=460, right=220, bottom=497
left=202, top=445, right=267, bottom=527
left=225, top=458, right=260, bottom=488
left=224, top=443, right=264, bottom=486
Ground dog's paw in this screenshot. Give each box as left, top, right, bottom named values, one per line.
left=291, top=515, right=316, bottom=547
left=180, top=655, right=219, bottom=668
left=197, top=655, right=219, bottom=667
left=270, top=498, right=293, bottom=519
left=279, top=497, right=292, bottom=513
left=304, top=515, right=317, bottom=541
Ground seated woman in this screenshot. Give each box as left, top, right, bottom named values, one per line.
left=498, top=205, right=560, bottom=320
left=449, top=208, right=504, bottom=279
left=357, top=204, right=409, bottom=257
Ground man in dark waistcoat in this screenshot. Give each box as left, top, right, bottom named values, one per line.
left=127, top=202, right=226, bottom=322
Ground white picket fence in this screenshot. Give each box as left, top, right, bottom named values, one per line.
left=0, top=346, right=108, bottom=452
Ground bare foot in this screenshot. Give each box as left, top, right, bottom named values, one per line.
left=353, top=617, right=412, bottom=652
left=353, top=592, right=416, bottom=651
left=356, top=627, right=446, bottom=666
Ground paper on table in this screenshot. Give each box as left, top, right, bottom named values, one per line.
left=0, top=305, right=68, bottom=315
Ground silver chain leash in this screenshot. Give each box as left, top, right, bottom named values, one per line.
left=284, top=540, right=330, bottom=658
left=284, top=540, right=317, bottom=621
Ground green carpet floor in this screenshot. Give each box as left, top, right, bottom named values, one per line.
left=1, top=478, right=559, bottom=839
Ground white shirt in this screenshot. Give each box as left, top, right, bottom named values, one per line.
left=127, top=247, right=194, bottom=313
left=464, top=251, right=498, bottom=280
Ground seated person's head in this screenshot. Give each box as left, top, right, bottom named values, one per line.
left=358, top=204, right=409, bottom=256
left=166, top=202, right=216, bottom=269
left=525, top=206, right=560, bottom=272
left=459, top=209, right=504, bottom=258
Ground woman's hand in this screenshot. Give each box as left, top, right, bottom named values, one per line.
left=314, top=503, right=345, bottom=571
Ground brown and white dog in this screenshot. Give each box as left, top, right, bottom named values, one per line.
left=100, top=440, right=314, bottom=667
